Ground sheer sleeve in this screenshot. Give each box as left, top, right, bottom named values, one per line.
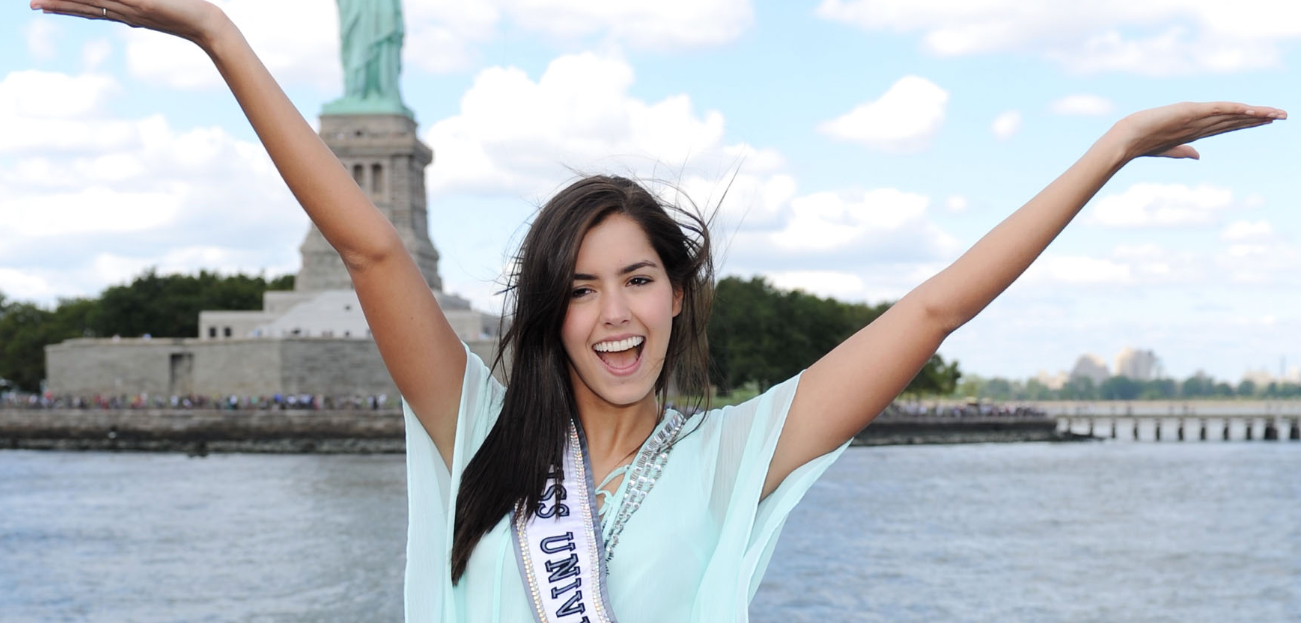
left=401, top=343, right=505, bottom=622
left=690, top=372, right=851, bottom=620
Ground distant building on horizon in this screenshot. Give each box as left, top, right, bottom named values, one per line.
left=1035, top=369, right=1068, bottom=390
left=1114, top=347, right=1159, bottom=381
left=1069, top=354, right=1109, bottom=386
left=1240, top=365, right=1301, bottom=387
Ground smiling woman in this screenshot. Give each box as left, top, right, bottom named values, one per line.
left=24, top=0, right=1287, bottom=621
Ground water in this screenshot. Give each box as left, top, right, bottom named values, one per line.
left=1, top=443, right=1298, bottom=622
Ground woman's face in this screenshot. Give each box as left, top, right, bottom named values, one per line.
left=562, top=213, right=682, bottom=410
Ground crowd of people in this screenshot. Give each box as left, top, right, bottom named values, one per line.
left=2, top=391, right=1044, bottom=418
left=881, top=401, right=1048, bottom=420
left=0, top=391, right=393, bottom=412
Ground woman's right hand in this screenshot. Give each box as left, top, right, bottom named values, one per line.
left=30, top=0, right=230, bottom=49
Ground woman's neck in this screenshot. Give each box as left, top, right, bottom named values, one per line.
left=570, top=377, right=660, bottom=470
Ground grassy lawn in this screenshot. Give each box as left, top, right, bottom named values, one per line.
left=668, top=382, right=764, bottom=412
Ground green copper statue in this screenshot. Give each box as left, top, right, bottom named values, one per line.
left=322, top=0, right=413, bottom=118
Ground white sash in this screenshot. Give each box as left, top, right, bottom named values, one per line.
left=512, top=420, right=618, bottom=623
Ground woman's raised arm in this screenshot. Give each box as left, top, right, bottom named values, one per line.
left=765, top=102, right=1286, bottom=497
left=31, top=0, right=467, bottom=465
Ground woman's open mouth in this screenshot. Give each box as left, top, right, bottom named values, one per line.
left=593, top=336, right=645, bottom=375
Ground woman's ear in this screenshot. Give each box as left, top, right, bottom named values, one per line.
left=672, top=286, right=684, bottom=317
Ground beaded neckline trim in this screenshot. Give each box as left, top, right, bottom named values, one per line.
left=602, top=410, right=687, bottom=563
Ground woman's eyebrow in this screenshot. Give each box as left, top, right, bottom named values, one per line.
left=573, top=260, right=659, bottom=281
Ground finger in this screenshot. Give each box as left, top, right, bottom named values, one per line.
left=1197, top=117, right=1274, bottom=141
left=34, top=0, right=107, bottom=20
left=1154, top=145, right=1199, bottom=160
left=1152, top=119, right=1273, bottom=158
left=32, top=0, right=125, bottom=22
left=1241, top=106, right=1287, bottom=120
left=1200, top=102, right=1287, bottom=121
left=1167, top=116, right=1274, bottom=150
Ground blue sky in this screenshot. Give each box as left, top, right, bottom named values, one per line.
left=2, top=0, right=1298, bottom=383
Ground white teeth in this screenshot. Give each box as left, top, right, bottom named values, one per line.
left=593, top=336, right=645, bottom=353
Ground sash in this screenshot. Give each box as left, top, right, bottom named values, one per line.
left=512, top=419, right=618, bottom=623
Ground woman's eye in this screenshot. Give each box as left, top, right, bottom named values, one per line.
left=570, top=287, right=592, bottom=298
left=629, top=276, right=651, bottom=286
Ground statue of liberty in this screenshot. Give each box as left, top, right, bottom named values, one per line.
left=322, top=0, right=413, bottom=118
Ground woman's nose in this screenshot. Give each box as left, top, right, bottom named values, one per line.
left=600, top=290, right=631, bottom=325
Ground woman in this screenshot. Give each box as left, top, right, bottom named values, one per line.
left=30, top=1, right=1285, bottom=621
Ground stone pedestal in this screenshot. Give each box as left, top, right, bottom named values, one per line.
left=298, top=114, right=441, bottom=292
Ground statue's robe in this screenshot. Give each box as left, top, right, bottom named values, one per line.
left=337, top=0, right=404, bottom=103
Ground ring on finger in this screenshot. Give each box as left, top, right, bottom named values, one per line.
left=103, top=7, right=107, bottom=17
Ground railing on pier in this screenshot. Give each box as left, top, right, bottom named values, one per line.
left=1055, top=415, right=1301, bottom=441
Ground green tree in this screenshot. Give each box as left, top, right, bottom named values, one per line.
left=94, top=269, right=292, bottom=337
left=980, top=377, right=1013, bottom=400
left=1060, top=376, right=1098, bottom=400
left=0, top=270, right=295, bottom=392
left=1022, top=378, right=1056, bottom=400
left=1141, top=378, right=1177, bottom=399
left=1100, top=375, right=1142, bottom=400
left=910, top=354, right=962, bottom=396
left=706, top=276, right=957, bottom=396
left=1237, top=379, right=1256, bottom=397
left=1181, top=375, right=1213, bottom=398
left=955, top=374, right=986, bottom=399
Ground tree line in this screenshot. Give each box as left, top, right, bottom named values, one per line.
left=0, top=270, right=294, bottom=392
left=0, top=270, right=963, bottom=398
left=707, top=276, right=961, bottom=397
left=958, top=374, right=1301, bottom=401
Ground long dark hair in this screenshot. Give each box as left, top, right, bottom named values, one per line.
left=450, top=175, right=714, bottom=582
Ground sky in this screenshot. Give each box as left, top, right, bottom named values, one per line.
left=2, top=0, right=1299, bottom=383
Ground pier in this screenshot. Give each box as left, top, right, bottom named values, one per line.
left=1030, top=400, right=1301, bottom=442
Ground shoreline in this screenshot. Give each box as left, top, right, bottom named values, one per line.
left=1, top=409, right=1083, bottom=454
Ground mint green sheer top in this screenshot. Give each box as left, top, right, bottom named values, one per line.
left=402, top=346, right=849, bottom=622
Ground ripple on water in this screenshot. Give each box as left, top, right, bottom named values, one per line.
left=1, top=442, right=1298, bottom=622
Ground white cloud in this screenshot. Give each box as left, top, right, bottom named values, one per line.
left=25, top=19, right=59, bottom=61
left=681, top=171, right=797, bottom=231
left=1109, top=244, right=1202, bottom=283
left=817, top=76, right=949, bottom=153
left=1051, top=94, right=1114, bottom=116
left=763, top=188, right=959, bottom=259
left=1052, top=26, right=1280, bottom=75
left=500, top=0, right=753, bottom=50
left=945, top=194, right=968, bottom=212
left=990, top=110, right=1020, bottom=140
left=1024, top=255, right=1133, bottom=285
left=423, top=52, right=770, bottom=200
left=119, top=0, right=753, bottom=90
left=814, top=0, right=1301, bottom=75
left=0, top=187, right=181, bottom=238
left=124, top=1, right=338, bottom=90
left=1090, top=183, right=1236, bottom=228
left=1216, top=239, right=1301, bottom=284
left=0, top=70, right=117, bottom=121
left=0, top=69, right=306, bottom=305
left=81, top=38, right=113, bottom=72
left=1220, top=220, right=1274, bottom=242
left=403, top=1, right=502, bottom=74
left=0, top=71, right=135, bottom=155
left=766, top=270, right=866, bottom=300
left=0, top=268, right=58, bottom=303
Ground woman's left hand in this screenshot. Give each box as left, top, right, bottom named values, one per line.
left=1112, top=101, right=1286, bottom=161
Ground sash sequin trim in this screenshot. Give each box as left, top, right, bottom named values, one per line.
left=512, top=421, right=617, bottom=623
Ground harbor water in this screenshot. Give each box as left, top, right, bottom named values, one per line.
left=1, top=442, right=1297, bottom=622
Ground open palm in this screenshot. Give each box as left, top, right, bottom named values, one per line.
left=1119, top=102, right=1287, bottom=160
left=31, top=0, right=225, bottom=46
